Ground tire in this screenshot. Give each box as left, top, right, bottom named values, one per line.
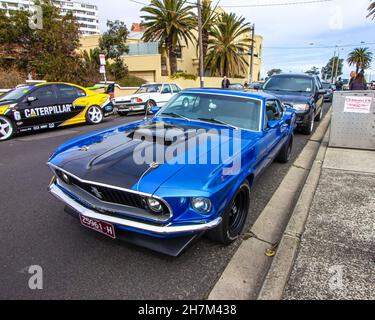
left=314, top=106, right=323, bottom=122
left=117, top=110, right=129, bottom=117
left=86, top=105, right=103, bottom=125
left=276, top=136, right=293, bottom=163
left=0, top=116, right=15, bottom=141
left=301, top=114, right=314, bottom=135
left=206, top=180, right=250, bottom=245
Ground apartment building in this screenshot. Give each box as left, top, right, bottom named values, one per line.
left=0, top=0, right=100, bottom=35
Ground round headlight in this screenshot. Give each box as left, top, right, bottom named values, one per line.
left=191, top=197, right=211, bottom=214
left=146, top=197, right=163, bottom=213
left=61, top=173, right=71, bottom=184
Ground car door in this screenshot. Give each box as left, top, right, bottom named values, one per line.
left=16, top=84, right=59, bottom=130
left=263, top=99, right=285, bottom=160
left=314, top=77, right=324, bottom=114
left=55, top=84, right=87, bottom=122
left=158, top=84, right=174, bottom=106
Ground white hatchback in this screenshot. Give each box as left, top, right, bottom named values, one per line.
left=113, top=83, right=183, bottom=116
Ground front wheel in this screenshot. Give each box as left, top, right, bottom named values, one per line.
left=206, top=180, right=250, bottom=245
left=314, top=106, right=323, bottom=122
left=0, top=116, right=15, bottom=141
left=302, top=114, right=314, bottom=135
left=86, top=105, right=103, bottom=125
left=276, top=136, right=293, bottom=163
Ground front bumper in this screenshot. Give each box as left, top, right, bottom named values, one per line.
left=49, top=183, right=222, bottom=236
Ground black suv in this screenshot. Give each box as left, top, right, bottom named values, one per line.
left=261, top=74, right=325, bottom=134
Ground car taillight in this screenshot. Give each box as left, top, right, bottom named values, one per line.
left=136, top=98, right=143, bottom=103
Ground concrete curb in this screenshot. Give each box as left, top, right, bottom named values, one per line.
left=257, top=128, right=330, bottom=300
left=208, top=111, right=331, bottom=300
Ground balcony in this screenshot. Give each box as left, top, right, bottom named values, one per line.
left=125, top=42, right=159, bottom=56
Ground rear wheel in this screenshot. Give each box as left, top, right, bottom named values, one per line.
left=86, top=105, right=103, bottom=124
left=206, top=180, right=250, bottom=245
left=0, top=116, right=15, bottom=141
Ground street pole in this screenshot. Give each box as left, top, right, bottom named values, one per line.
left=249, top=24, right=255, bottom=84
left=334, top=46, right=340, bottom=83
left=331, top=48, right=336, bottom=84
left=197, top=0, right=204, bottom=88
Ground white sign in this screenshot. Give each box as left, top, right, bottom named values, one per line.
left=99, top=54, right=106, bottom=66
left=344, top=96, right=372, bottom=114
left=99, top=65, right=106, bottom=74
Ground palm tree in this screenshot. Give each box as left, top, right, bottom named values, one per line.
left=205, top=12, right=252, bottom=77
left=141, top=0, right=196, bottom=75
left=368, top=1, right=375, bottom=19
left=347, top=47, right=373, bottom=73
left=201, top=0, right=219, bottom=63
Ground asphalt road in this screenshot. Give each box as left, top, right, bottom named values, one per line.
left=0, top=104, right=331, bottom=299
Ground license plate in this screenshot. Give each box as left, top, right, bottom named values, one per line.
left=80, top=215, right=116, bottom=239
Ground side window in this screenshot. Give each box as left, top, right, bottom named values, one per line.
left=266, top=100, right=282, bottom=122
left=56, top=84, right=86, bottom=100
left=30, top=86, right=56, bottom=101
left=162, top=84, right=172, bottom=94
left=171, top=84, right=181, bottom=93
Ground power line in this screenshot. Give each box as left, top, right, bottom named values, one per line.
left=263, top=42, right=375, bottom=50
left=219, top=0, right=333, bottom=8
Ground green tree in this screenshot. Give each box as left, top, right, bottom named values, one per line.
left=201, top=0, right=219, bottom=68
left=0, top=0, right=82, bottom=82
left=205, top=12, right=252, bottom=77
left=99, top=20, right=129, bottom=81
left=368, top=1, right=375, bottom=18
left=305, top=66, right=320, bottom=76
left=347, top=47, right=373, bottom=73
left=267, top=68, right=282, bottom=77
left=141, top=0, right=196, bottom=75
left=322, top=57, right=343, bottom=80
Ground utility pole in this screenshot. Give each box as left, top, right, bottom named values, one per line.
left=197, top=0, right=204, bottom=88
left=334, top=46, right=340, bottom=83
left=249, top=23, right=255, bottom=84
left=331, top=48, right=336, bottom=84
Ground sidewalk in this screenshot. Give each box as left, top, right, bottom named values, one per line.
left=283, top=147, right=375, bottom=300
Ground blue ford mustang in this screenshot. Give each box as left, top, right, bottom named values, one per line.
left=47, top=89, right=296, bottom=256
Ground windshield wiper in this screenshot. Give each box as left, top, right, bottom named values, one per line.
left=197, top=118, right=238, bottom=129
left=160, top=112, right=190, bottom=121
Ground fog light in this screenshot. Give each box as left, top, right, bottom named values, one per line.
left=191, top=197, right=211, bottom=214
left=146, top=197, right=163, bottom=213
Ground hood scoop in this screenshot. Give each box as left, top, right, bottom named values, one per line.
left=127, top=122, right=199, bottom=146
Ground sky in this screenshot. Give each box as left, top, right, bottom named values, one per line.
left=89, top=0, right=375, bottom=80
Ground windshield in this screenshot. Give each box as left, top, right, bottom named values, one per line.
left=135, top=84, right=162, bottom=94
left=263, top=76, right=313, bottom=93
left=0, top=86, right=32, bottom=102
left=158, top=93, right=262, bottom=131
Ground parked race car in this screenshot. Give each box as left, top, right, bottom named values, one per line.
left=262, top=73, right=325, bottom=135
left=47, top=89, right=296, bottom=256
left=0, top=82, right=113, bottom=141
left=112, top=83, right=182, bottom=116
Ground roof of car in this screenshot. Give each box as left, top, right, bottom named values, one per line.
left=271, top=73, right=315, bottom=78
left=181, top=88, right=276, bottom=100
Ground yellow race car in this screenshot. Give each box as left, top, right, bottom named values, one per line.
left=0, top=82, right=113, bottom=141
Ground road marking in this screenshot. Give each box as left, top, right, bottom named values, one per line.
left=15, top=130, right=79, bottom=142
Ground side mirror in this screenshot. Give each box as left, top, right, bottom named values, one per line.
left=150, top=106, right=161, bottom=114
left=27, top=96, right=37, bottom=103
left=252, top=84, right=261, bottom=90
left=267, top=120, right=279, bottom=129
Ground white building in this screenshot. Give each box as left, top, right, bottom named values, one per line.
left=0, top=0, right=100, bottom=35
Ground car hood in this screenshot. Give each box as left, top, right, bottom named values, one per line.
left=49, top=120, right=258, bottom=195
left=263, top=90, right=312, bottom=104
